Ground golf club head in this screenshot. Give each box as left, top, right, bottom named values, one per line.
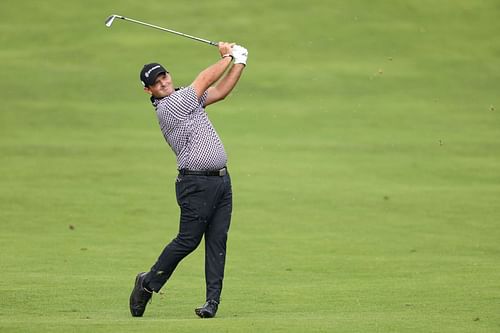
left=105, top=15, right=118, bottom=27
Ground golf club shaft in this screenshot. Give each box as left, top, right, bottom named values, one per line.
left=113, top=15, right=218, bottom=46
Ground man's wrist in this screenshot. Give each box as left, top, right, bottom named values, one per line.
left=221, top=54, right=234, bottom=60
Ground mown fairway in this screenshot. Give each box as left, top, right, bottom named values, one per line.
left=1, top=0, right=499, bottom=332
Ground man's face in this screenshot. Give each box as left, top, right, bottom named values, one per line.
left=144, top=72, right=174, bottom=98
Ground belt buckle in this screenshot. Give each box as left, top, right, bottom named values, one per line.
left=218, top=168, right=226, bottom=176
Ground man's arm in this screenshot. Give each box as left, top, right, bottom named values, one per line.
left=204, top=45, right=248, bottom=107
left=204, top=63, right=245, bottom=106
left=191, top=42, right=234, bottom=99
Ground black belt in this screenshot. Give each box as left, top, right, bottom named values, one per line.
left=179, top=167, right=227, bottom=177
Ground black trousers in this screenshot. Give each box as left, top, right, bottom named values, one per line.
left=144, top=172, right=232, bottom=303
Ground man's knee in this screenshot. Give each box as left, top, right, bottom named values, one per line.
left=174, top=233, right=203, bottom=253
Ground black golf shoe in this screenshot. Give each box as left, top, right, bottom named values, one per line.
left=195, top=300, right=219, bottom=318
left=129, top=272, right=153, bottom=317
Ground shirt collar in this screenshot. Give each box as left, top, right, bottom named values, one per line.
left=150, top=95, right=165, bottom=107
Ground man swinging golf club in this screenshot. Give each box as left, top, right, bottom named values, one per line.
left=129, top=42, right=248, bottom=319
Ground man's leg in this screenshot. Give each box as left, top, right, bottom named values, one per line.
left=146, top=175, right=214, bottom=291
left=130, top=175, right=214, bottom=317
left=130, top=200, right=207, bottom=317
left=196, top=174, right=232, bottom=318
left=145, top=215, right=207, bottom=291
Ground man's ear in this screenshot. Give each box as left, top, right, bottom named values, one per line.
left=144, top=86, right=152, bottom=95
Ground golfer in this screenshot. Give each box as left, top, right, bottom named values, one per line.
left=129, top=42, right=248, bottom=319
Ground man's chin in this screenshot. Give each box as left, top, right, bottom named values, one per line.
left=154, top=91, right=170, bottom=98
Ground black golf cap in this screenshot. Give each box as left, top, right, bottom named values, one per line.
left=140, top=63, right=168, bottom=87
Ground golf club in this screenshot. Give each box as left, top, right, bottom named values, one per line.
left=105, top=14, right=218, bottom=47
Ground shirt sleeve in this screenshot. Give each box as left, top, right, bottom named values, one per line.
left=158, top=86, right=205, bottom=121
left=200, top=89, right=209, bottom=107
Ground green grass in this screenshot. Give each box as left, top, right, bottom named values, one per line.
left=1, top=0, right=499, bottom=332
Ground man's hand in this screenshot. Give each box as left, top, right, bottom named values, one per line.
left=218, top=42, right=235, bottom=58
left=232, top=45, right=248, bottom=66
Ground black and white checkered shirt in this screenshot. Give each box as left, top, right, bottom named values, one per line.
left=151, top=86, right=228, bottom=171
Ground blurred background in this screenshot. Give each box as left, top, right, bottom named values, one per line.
left=1, top=1, right=499, bottom=332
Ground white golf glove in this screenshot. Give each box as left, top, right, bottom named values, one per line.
left=232, top=45, right=248, bottom=66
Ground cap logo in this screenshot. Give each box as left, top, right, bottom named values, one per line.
left=145, top=65, right=161, bottom=78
